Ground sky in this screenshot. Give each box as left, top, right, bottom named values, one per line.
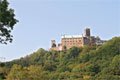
left=0, top=0, right=120, bottom=61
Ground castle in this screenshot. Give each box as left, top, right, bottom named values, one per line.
left=50, top=28, right=106, bottom=51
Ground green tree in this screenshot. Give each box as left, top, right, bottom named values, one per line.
left=6, top=64, right=22, bottom=80
left=0, top=0, right=18, bottom=44
left=86, top=64, right=100, bottom=74
left=0, top=67, right=9, bottom=80
left=67, top=46, right=81, bottom=58
left=96, top=36, right=101, bottom=41
left=52, top=43, right=56, bottom=47
left=110, top=55, right=120, bottom=75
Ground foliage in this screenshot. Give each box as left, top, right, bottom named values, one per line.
left=2, top=37, right=120, bottom=80
left=0, top=0, right=18, bottom=44
left=52, top=43, right=56, bottom=47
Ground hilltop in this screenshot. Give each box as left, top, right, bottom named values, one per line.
left=0, top=37, right=120, bottom=80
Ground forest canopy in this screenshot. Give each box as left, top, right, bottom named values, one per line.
left=0, top=37, right=120, bottom=80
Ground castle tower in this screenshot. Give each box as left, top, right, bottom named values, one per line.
left=84, top=28, right=90, bottom=37
left=51, top=40, right=56, bottom=48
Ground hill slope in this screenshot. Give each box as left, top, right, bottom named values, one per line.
left=1, top=37, right=120, bottom=80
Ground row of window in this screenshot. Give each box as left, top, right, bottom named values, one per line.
left=64, top=43, right=82, bottom=45
left=62, top=38, right=82, bottom=40
left=63, top=40, right=82, bottom=43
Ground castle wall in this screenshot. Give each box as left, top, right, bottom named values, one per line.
left=61, top=37, right=83, bottom=49
left=50, top=28, right=97, bottom=51
left=83, top=37, right=91, bottom=46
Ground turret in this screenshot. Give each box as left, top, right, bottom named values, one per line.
left=84, top=28, right=90, bottom=37
left=51, top=40, right=56, bottom=48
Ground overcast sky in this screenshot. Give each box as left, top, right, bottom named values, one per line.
left=0, top=0, right=120, bottom=61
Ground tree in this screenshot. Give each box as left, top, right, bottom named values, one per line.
left=96, top=36, right=101, bottom=41
left=67, top=46, right=81, bottom=58
left=52, top=43, right=56, bottom=47
left=0, top=67, right=9, bottom=80
left=0, top=0, right=18, bottom=44
left=6, top=64, right=22, bottom=80
left=63, top=45, right=67, bottom=50
left=86, top=64, right=100, bottom=74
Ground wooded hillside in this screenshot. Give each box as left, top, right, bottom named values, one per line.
left=0, top=37, right=120, bottom=80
